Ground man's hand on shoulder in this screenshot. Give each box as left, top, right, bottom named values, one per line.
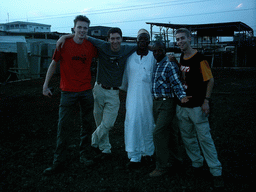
left=56, top=34, right=75, bottom=50
left=168, top=54, right=178, bottom=63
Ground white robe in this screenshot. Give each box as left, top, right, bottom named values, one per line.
left=121, top=51, right=156, bottom=161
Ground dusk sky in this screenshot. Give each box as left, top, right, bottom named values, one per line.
left=1, top=0, right=255, bottom=38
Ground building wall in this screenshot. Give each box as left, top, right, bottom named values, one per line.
left=0, top=22, right=51, bottom=33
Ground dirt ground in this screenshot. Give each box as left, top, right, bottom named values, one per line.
left=0, top=68, right=255, bottom=192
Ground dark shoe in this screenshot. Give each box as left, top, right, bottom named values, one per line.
left=126, top=161, right=141, bottom=170
left=149, top=169, right=167, bottom=177
left=91, top=146, right=102, bottom=155
left=80, top=156, right=95, bottom=166
left=186, top=166, right=204, bottom=177
left=168, top=160, right=184, bottom=175
left=141, top=155, right=155, bottom=166
left=101, top=153, right=112, bottom=160
left=213, top=176, right=224, bottom=189
left=94, top=152, right=112, bottom=162
left=43, top=163, right=64, bottom=175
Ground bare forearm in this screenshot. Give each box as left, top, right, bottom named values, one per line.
left=205, top=78, right=214, bottom=98
left=43, top=61, right=57, bottom=88
left=56, top=34, right=75, bottom=50
left=202, top=78, right=214, bottom=115
left=61, top=34, right=75, bottom=40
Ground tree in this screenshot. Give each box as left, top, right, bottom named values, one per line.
left=154, top=34, right=163, bottom=42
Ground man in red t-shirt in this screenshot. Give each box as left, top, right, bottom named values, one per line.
left=42, top=15, right=97, bottom=175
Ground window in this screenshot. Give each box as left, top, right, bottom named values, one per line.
left=21, top=24, right=27, bottom=29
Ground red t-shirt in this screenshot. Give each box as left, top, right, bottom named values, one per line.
left=53, top=38, right=97, bottom=92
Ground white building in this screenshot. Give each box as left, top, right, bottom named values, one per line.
left=0, top=21, right=51, bottom=33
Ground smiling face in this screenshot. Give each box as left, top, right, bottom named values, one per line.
left=175, top=32, right=191, bottom=52
left=73, top=21, right=89, bottom=40
left=108, top=33, right=122, bottom=52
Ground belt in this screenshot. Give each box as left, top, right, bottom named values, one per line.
left=98, top=83, right=119, bottom=90
left=154, top=97, right=171, bottom=101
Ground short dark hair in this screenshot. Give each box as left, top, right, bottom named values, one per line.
left=74, top=15, right=90, bottom=27
left=153, top=41, right=166, bottom=53
left=175, top=28, right=191, bottom=37
left=107, top=27, right=122, bottom=38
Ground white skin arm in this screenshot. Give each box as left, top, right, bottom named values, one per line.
left=56, top=34, right=75, bottom=50
left=42, top=60, right=57, bottom=98
left=201, top=77, right=214, bottom=115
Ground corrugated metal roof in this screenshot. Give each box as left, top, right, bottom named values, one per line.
left=146, top=21, right=254, bottom=37
left=146, top=21, right=253, bottom=32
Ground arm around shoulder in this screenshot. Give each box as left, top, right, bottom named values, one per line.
left=56, top=34, right=75, bottom=50
left=87, top=36, right=108, bottom=48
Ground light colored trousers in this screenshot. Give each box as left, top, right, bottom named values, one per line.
left=176, top=105, right=222, bottom=176
left=91, top=83, right=120, bottom=153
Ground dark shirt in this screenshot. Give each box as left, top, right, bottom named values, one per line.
left=88, top=37, right=137, bottom=87
left=178, top=51, right=213, bottom=108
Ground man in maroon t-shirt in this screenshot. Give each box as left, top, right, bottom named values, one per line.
left=42, top=15, right=97, bottom=175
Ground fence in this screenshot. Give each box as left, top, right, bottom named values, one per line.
left=6, top=42, right=57, bottom=81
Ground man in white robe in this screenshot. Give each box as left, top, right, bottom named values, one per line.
left=120, top=29, right=156, bottom=169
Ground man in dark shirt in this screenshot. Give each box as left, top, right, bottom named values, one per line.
left=175, top=28, right=224, bottom=189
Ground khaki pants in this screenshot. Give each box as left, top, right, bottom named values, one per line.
left=91, top=83, right=120, bottom=153
left=176, top=105, right=222, bottom=176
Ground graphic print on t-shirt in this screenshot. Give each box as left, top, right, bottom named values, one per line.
left=70, top=54, right=89, bottom=75
left=180, top=65, right=190, bottom=73
left=72, top=54, right=87, bottom=64
left=180, top=65, right=189, bottom=90
left=110, top=56, right=121, bottom=67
